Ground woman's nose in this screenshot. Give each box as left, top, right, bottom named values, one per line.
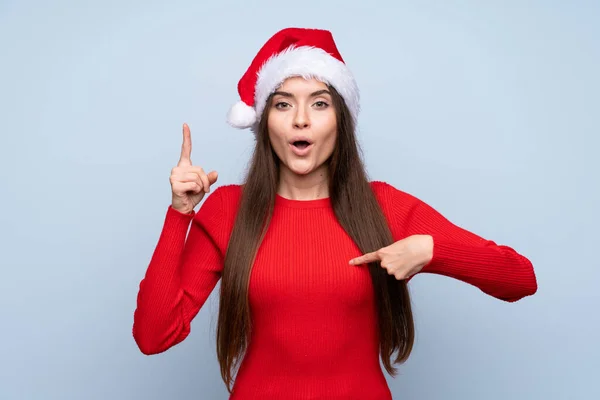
left=293, top=107, right=310, bottom=129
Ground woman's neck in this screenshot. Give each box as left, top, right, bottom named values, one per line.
left=277, top=165, right=329, bottom=200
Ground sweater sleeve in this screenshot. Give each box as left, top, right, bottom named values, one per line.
left=385, top=183, right=537, bottom=302
left=132, top=188, right=225, bottom=354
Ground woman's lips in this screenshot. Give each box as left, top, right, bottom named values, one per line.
left=289, top=142, right=314, bottom=156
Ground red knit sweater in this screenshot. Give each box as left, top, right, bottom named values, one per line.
left=133, top=181, right=537, bottom=399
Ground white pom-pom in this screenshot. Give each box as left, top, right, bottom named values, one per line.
left=227, top=101, right=257, bottom=129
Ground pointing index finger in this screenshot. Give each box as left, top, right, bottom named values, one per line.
left=179, top=123, right=192, bottom=166
left=349, top=251, right=379, bottom=265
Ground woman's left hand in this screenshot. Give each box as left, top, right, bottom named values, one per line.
left=349, top=235, right=434, bottom=280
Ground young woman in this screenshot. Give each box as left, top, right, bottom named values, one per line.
left=133, top=27, right=537, bottom=399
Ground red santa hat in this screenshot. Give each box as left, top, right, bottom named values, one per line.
left=226, top=27, right=360, bottom=130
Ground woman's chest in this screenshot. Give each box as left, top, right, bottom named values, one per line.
left=247, top=214, right=375, bottom=312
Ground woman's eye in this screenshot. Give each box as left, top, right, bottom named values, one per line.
left=314, top=101, right=329, bottom=108
left=274, top=102, right=289, bottom=109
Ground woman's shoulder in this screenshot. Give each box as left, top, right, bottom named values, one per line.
left=212, top=183, right=243, bottom=198
left=369, top=180, right=391, bottom=193
left=369, top=180, right=403, bottom=196
left=369, top=180, right=423, bottom=206
left=205, top=183, right=243, bottom=210
left=194, top=184, right=243, bottom=234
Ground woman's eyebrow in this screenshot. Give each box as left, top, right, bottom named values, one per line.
left=272, top=89, right=331, bottom=98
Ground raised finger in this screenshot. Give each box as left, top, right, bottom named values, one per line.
left=178, top=123, right=192, bottom=166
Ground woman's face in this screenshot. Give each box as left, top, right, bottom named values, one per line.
left=267, top=76, right=337, bottom=177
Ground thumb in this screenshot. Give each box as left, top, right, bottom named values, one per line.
left=207, top=170, right=219, bottom=184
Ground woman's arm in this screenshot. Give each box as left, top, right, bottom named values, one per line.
left=386, top=183, right=537, bottom=302
left=132, top=188, right=224, bottom=354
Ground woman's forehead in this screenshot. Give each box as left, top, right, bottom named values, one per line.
left=276, top=76, right=329, bottom=93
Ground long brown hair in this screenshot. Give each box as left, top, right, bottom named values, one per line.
left=216, top=84, right=414, bottom=392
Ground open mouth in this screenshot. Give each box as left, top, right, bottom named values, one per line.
left=292, top=140, right=311, bottom=149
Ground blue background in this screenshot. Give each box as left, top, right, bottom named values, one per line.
left=1, top=0, right=598, bottom=398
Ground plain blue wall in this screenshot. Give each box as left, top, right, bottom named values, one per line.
left=1, top=1, right=598, bottom=399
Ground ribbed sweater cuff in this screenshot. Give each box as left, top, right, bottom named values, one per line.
left=152, top=206, right=195, bottom=258
left=165, top=204, right=195, bottom=228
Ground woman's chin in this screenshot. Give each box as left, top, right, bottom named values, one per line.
left=291, top=168, right=313, bottom=176
left=286, top=160, right=314, bottom=175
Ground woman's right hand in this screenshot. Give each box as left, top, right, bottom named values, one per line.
left=170, top=123, right=218, bottom=214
